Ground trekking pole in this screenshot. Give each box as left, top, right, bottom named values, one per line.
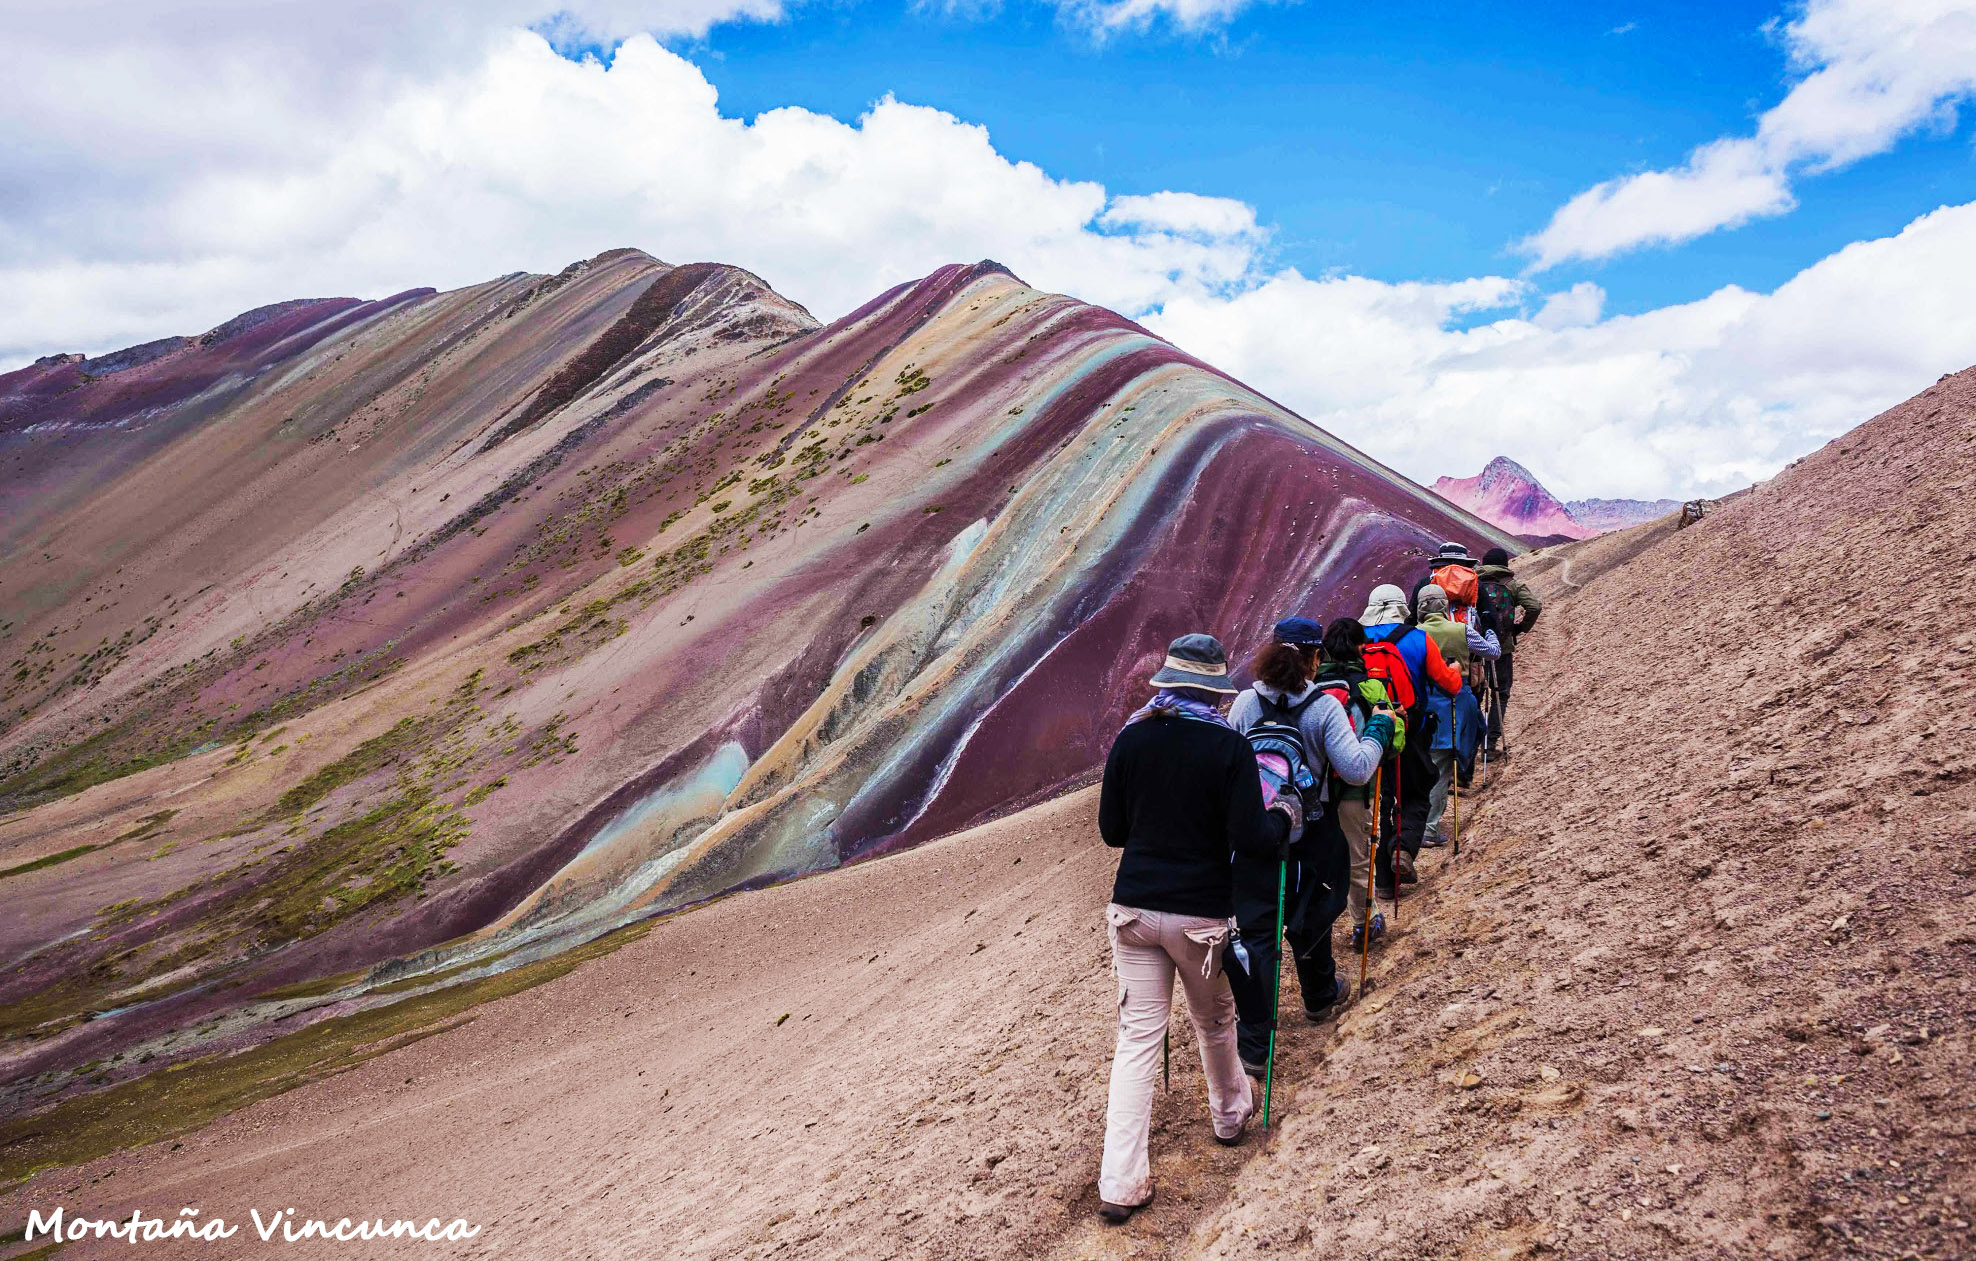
left=1360, top=767, right=1380, bottom=992
left=1451, top=706, right=1461, bottom=859
left=1262, top=849, right=1288, bottom=1131
left=1390, top=752, right=1402, bottom=930
left=1162, top=1030, right=1170, bottom=1091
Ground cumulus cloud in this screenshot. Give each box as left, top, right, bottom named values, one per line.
left=5, top=6, right=1974, bottom=502
left=0, top=32, right=1266, bottom=365
left=1522, top=0, right=1976, bottom=268
left=1149, top=202, right=1976, bottom=499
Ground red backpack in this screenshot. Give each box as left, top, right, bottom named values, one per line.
left=1359, top=638, right=1416, bottom=711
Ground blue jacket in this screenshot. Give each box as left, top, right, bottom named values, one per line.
left=1453, top=684, right=1484, bottom=765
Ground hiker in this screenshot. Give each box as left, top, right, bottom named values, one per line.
left=1310, top=618, right=1402, bottom=951
left=1414, top=584, right=1496, bottom=845
left=1359, top=583, right=1463, bottom=892
left=1094, top=633, right=1272, bottom=1223
left=1409, top=541, right=1478, bottom=614
left=1223, top=618, right=1393, bottom=1077
left=1474, top=546, right=1542, bottom=758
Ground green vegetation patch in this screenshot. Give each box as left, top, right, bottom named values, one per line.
left=112, top=810, right=177, bottom=844
left=0, top=844, right=100, bottom=881
left=0, top=916, right=656, bottom=1189
left=274, top=718, right=425, bottom=816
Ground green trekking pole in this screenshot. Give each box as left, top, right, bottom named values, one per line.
left=1262, top=848, right=1289, bottom=1130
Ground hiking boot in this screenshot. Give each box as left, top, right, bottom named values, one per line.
left=1394, top=849, right=1418, bottom=883
left=1349, top=913, right=1386, bottom=951
left=1241, top=1056, right=1267, bottom=1080
left=1304, top=977, right=1352, bottom=1022
left=1098, top=1193, right=1151, bottom=1225
left=1214, top=1105, right=1254, bottom=1148
left=1419, top=831, right=1449, bottom=849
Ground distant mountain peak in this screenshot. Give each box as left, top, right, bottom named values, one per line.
left=1435, top=456, right=1682, bottom=540
left=1433, top=458, right=1593, bottom=542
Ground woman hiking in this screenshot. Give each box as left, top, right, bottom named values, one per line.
left=1223, top=618, right=1392, bottom=1077
left=1311, top=617, right=1399, bottom=951
left=1359, top=583, right=1463, bottom=890
left=1095, top=633, right=1272, bottom=1224
left=1413, top=584, right=1498, bottom=845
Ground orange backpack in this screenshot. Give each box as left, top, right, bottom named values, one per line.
left=1431, top=564, right=1479, bottom=612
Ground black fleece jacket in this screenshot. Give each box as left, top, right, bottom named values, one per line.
left=1099, top=713, right=1272, bottom=919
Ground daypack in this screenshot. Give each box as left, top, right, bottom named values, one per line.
left=1313, top=670, right=1406, bottom=765
left=1310, top=672, right=1368, bottom=730
left=1479, top=576, right=1514, bottom=640
left=1358, top=637, right=1416, bottom=711
left=1245, top=690, right=1318, bottom=809
left=1432, top=564, right=1480, bottom=615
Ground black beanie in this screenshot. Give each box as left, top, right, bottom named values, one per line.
left=1482, top=546, right=1510, bottom=566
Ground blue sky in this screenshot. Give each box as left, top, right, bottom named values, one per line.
left=683, top=0, right=1972, bottom=317
left=4, top=0, right=1975, bottom=498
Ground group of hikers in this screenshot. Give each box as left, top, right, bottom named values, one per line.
left=1093, top=541, right=1542, bottom=1221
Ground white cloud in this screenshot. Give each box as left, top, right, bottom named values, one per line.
left=1100, top=191, right=1260, bottom=238
left=1533, top=281, right=1606, bottom=330
left=5, top=6, right=1974, bottom=505
left=1522, top=0, right=1976, bottom=268
left=1148, top=201, right=1976, bottom=499
left=1056, top=0, right=1281, bottom=34
left=0, top=32, right=1266, bottom=365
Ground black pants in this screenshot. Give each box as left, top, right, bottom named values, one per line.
left=1483, top=654, right=1514, bottom=749
left=1375, top=735, right=1436, bottom=891
left=1228, top=808, right=1348, bottom=1065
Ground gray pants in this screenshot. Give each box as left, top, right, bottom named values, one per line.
left=1424, top=747, right=1456, bottom=838
left=1338, top=796, right=1374, bottom=928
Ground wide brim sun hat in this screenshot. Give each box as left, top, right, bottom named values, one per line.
left=1149, top=631, right=1239, bottom=694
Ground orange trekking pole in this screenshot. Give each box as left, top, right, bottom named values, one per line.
left=1360, top=766, right=1380, bottom=991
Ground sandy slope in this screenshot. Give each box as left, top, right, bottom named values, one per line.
left=0, top=785, right=1116, bottom=1259
left=7, top=367, right=1976, bottom=1260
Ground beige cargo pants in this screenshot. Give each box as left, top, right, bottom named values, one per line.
left=1097, top=903, right=1254, bottom=1206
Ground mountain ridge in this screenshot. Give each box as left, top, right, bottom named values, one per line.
left=0, top=248, right=1513, bottom=1101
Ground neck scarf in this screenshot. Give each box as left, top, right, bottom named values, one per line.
left=1125, top=689, right=1232, bottom=730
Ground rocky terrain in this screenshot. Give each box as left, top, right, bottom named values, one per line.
left=0, top=251, right=1509, bottom=1118
left=3, top=362, right=1969, bottom=1260
left=1565, top=495, right=1683, bottom=534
